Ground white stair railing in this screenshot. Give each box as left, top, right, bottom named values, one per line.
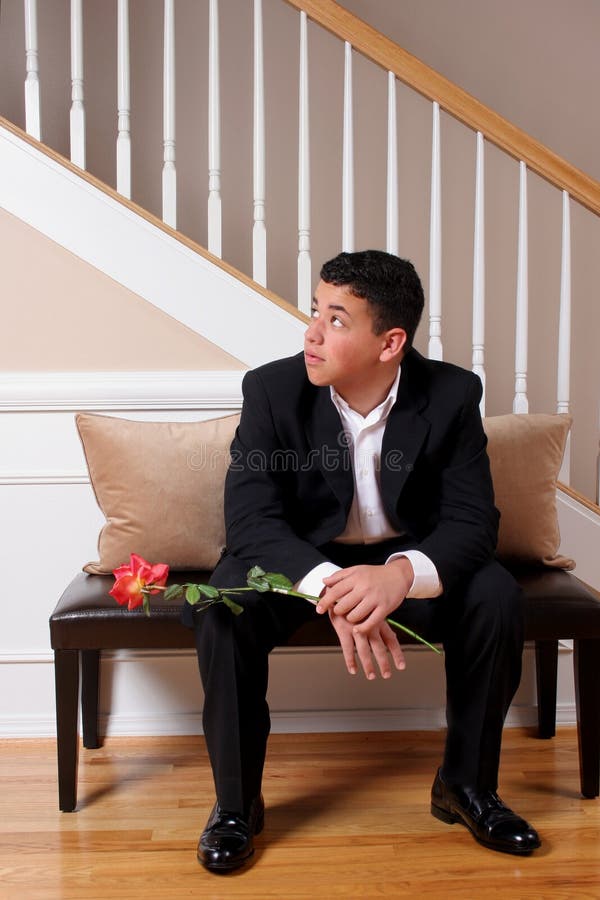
left=428, top=101, right=442, bottom=361
left=253, top=0, right=267, bottom=287
left=69, top=0, right=85, bottom=169
left=557, top=189, right=572, bottom=484
left=116, top=0, right=131, bottom=199
left=297, top=10, right=311, bottom=314
left=162, top=0, right=176, bottom=229
left=386, top=71, right=399, bottom=256
left=23, top=0, right=41, bottom=141
left=342, top=41, right=354, bottom=253
left=7, top=0, right=600, bottom=504
left=208, top=0, right=222, bottom=257
left=472, top=131, right=486, bottom=414
left=514, top=161, right=529, bottom=414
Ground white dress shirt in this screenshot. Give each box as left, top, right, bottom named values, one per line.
left=296, top=365, right=443, bottom=600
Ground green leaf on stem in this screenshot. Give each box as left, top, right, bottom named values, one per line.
left=185, top=584, right=201, bottom=604
left=197, top=583, right=221, bottom=599
left=264, top=572, right=294, bottom=590
left=246, top=567, right=294, bottom=593
left=164, top=584, right=184, bottom=602
left=222, top=594, right=244, bottom=616
left=247, top=576, right=270, bottom=593
left=143, top=595, right=151, bottom=617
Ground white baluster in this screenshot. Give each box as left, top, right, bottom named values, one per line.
left=597, top=408, right=600, bottom=506
left=253, top=0, right=266, bottom=286
left=557, top=190, right=572, bottom=483
left=598, top=431, right=600, bottom=506
left=472, top=131, right=486, bottom=414
left=342, top=41, right=354, bottom=253
left=297, top=11, right=311, bottom=314
left=69, top=0, right=85, bottom=168
left=23, top=0, right=41, bottom=140
left=117, top=0, right=131, bottom=198
left=208, top=0, right=222, bottom=257
left=513, top=161, right=529, bottom=413
left=162, top=0, right=176, bottom=228
left=386, top=71, right=398, bottom=256
left=428, top=101, right=442, bottom=360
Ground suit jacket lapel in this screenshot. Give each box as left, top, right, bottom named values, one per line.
left=304, top=350, right=431, bottom=524
left=380, top=353, right=431, bottom=524
left=305, top=386, right=354, bottom=515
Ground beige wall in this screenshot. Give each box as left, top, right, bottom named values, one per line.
left=344, top=0, right=600, bottom=182
left=0, top=0, right=598, bottom=496
left=0, top=208, right=245, bottom=371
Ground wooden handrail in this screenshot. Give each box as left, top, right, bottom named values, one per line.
left=284, top=0, right=600, bottom=217
left=0, top=115, right=309, bottom=325
left=558, top=482, right=600, bottom=516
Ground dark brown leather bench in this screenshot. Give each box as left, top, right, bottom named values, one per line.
left=50, top=565, right=600, bottom=812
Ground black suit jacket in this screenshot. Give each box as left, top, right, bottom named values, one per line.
left=216, top=348, right=499, bottom=597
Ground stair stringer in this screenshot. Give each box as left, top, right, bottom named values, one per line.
left=0, top=122, right=305, bottom=368
left=557, top=489, right=600, bottom=592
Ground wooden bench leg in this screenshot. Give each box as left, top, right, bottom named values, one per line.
left=54, top=649, right=80, bottom=812
left=535, top=639, right=558, bottom=739
left=81, top=650, right=101, bottom=749
left=574, top=638, right=600, bottom=799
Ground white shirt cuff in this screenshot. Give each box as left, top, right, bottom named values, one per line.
left=386, top=549, right=443, bottom=598
left=295, top=561, right=341, bottom=600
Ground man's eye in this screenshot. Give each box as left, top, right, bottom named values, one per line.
left=311, top=308, right=320, bottom=318
left=331, top=316, right=343, bottom=327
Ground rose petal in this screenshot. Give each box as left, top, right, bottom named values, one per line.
left=110, top=573, right=144, bottom=609
left=129, top=553, right=152, bottom=577
left=149, top=563, right=169, bottom=589
left=127, top=592, right=145, bottom=611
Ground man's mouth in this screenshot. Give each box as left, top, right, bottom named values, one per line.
left=304, top=350, right=323, bottom=364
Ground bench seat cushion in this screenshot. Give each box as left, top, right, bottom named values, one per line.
left=50, top=567, right=600, bottom=651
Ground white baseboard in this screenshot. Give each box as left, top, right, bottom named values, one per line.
left=0, top=704, right=575, bottom=740
left=96, top=704, right=573, bottom=737
left=0, top=642, right=575, bottom=739
left=0, top=715, right=59, bottom=738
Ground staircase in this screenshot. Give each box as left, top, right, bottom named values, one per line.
left=1, top=0, right=599, bottom=738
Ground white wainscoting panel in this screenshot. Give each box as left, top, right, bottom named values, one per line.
left=557, top=490, right=600, bottom=591
left=0, top=371, right=584, bottom=738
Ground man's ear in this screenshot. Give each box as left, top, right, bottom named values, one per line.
left=379, top=328, right=407, bottom=362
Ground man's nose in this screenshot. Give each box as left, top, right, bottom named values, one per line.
left=305, top=317, right=323, bottom=343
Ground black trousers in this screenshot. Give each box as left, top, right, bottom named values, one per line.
left=192, top=543, right=524, bottom=814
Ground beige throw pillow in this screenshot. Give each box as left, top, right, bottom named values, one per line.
left=484, top=413, right=574, bottom=569
left=76, top=412, right=240, bottom=574
left=77, top=410, right=573, bottom=576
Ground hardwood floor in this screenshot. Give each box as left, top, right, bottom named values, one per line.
left=1, top=728, right=599, bottom=899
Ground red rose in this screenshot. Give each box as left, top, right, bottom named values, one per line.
left=109, top=553, right=169, bottom=611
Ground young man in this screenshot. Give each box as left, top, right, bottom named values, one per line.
left=187, top=250, right=540, bottom=872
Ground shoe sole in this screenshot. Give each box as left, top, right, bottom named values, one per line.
left=199, top=848, right=254, bottom=873
left=430, top=802, right=540, bottom=856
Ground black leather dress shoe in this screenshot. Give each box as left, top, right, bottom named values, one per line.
left=431, top=770, right=540, bottom=855
left=197, top=795, right=264, bottom=872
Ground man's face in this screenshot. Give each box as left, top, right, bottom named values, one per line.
left=304, top=280, right=391, bottom=398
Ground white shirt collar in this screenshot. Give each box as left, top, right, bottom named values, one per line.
left=330, top=364, right=401, bottom=424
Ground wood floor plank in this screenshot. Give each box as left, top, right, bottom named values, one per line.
left=1, top=728, right=600, bottom=899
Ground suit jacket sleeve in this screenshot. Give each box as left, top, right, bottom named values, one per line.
left=413, top=373, right=499, bottom=594
left=223, top=367, right=331, bottom=584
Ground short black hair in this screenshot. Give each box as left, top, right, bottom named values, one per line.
left=320, top=250, right=424, bottom=346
